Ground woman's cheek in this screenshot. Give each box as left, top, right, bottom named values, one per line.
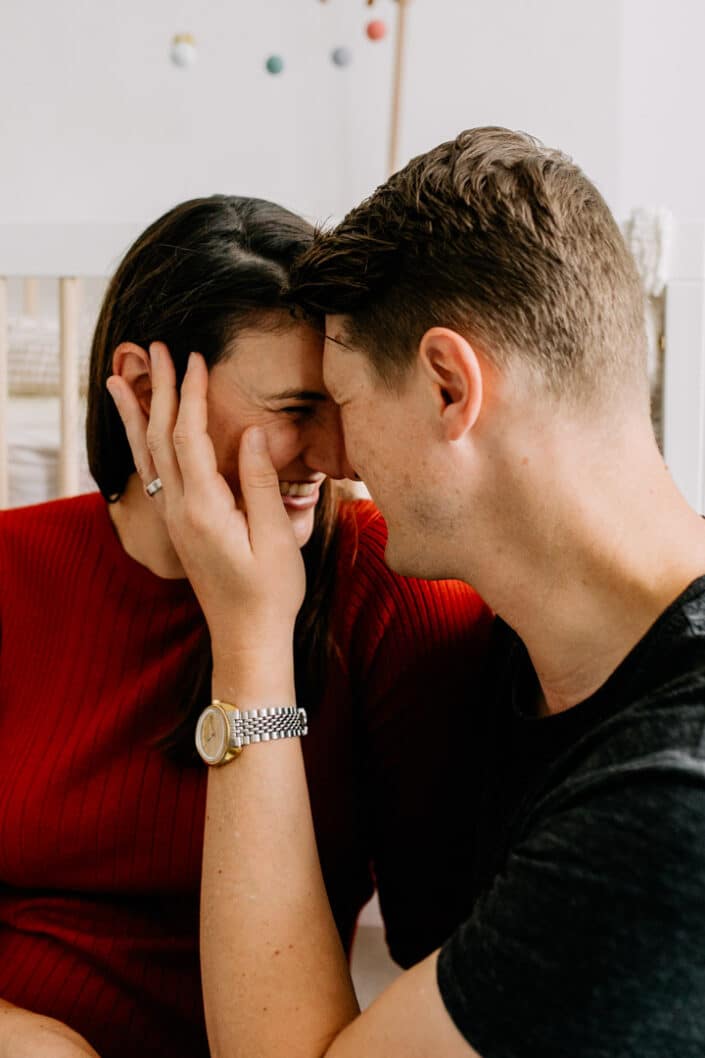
left=262, top=420, right=301, bottom=470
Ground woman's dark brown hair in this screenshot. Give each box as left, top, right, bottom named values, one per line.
left=86, top=194, right=341, bottom=760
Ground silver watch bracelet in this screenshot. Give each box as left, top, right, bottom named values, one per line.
left=225, top=705, right=308, bottom=749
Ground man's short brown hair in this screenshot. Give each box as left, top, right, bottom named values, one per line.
left=290, top=127, right=647, bottom=404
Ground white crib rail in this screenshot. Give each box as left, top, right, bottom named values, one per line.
left=0, top=277, right=8, bottom=506
left=663, top=221, right=705, bottom=513
left=0, top=223, right=140, bottom=508
left=59, top=277, right=82, bottom=498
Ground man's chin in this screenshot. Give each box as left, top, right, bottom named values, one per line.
left=383, top=535, right=420, bottom=578
left=384, top=533, right=449, bottom=581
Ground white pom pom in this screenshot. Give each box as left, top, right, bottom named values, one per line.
left=170, top=34, right=197, bottom=69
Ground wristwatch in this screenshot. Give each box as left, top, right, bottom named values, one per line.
left=195, top=700, right=308, bottom=766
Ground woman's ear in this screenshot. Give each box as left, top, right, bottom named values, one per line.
left=112, top=342, right=153, bottom=415
left=418, top=327, right=483, bottom=441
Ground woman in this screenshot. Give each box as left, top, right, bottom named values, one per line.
left=0, top=196, right=492, bottom=1058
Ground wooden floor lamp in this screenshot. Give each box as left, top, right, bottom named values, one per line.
left=387, top=0, right=411, bottom=176
left=321, top=0, right=412, bottom=177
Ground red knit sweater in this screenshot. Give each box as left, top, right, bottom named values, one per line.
left=0, top=493, right=492, bottom=1058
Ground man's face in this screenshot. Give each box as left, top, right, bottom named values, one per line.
left=324, top=316, right=447, bottom=577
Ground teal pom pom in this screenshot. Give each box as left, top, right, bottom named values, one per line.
left=266, top=55, right=285, bottom=75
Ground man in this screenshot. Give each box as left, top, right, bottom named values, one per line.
left=114, top=127, right=705, bottom=1057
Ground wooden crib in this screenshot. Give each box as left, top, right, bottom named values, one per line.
left=0, top=223, right=139, bottom=507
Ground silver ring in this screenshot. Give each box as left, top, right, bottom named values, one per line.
left=145, top=477, right=163, bottom=497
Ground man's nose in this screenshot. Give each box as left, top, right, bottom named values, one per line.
left=303, top=406, right=357, bottom=481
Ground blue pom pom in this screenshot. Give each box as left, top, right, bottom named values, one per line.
left=331, top=46, right=353, bottom=68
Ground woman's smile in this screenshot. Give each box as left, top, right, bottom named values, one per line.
left=278, top=476, right=325, bottom=511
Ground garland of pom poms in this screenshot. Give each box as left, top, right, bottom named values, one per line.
left=265, top=0, right=401, bottom=76
left=168, top=2, right=409, bottom=174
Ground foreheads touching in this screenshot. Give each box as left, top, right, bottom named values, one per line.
left=289, top=126, right=650, bottom=419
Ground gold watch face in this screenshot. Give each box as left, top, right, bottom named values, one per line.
left=196, top=705, right=229, bottom=765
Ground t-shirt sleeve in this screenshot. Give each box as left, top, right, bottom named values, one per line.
left=436, top=752, right=705, bottom=1058
left=343, top=508, right=494, bottom=966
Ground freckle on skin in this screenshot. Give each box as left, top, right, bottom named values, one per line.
left=273, top=949, right=281, bottom=956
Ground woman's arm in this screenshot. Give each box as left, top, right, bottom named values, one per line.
left=108, top=345, right=478, bottom=1058
left=0, top=1001, right=100, bottom=1057
left=201, top=721, right=476, bottom=1058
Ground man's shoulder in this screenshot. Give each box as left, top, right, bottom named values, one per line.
left=439, top=687, right=705, bottom=1058
left=528, top=687, right=705, bottom=843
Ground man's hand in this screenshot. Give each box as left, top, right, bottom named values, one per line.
left=0, top=1003, right=100, bottom=1058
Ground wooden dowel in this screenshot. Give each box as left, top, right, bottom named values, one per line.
left=0, top=278, right=8, bottom=508
left=23, top=277, right=40, bottom=318
left=387, top=0, right=410, bottom=176
left=59, top=277, right=81, bottom=498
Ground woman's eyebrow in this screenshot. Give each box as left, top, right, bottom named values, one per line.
left=266, top=388, right=329, bottom=402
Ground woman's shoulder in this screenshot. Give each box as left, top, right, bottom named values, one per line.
left=335, top=498, right=387, bottom=560
left=0, top=492, right=105, bottom=556
left=0, top=490, right=103, bottom=527
left=331, top=499, right=493, bottom=679
left=334, top=497, right=490, bottom=622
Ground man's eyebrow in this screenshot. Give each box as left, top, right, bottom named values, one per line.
left=267, top=388, right=329, bottom=402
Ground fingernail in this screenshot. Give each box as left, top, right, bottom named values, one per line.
left=247, top=427, right=266, bottom=452
left=106, top=377, right=120, bottom=402
left=149, top=343, right=159, bottom=366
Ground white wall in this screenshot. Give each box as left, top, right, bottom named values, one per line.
left=0, top=0, right=702, bottom=230
left=618, top=0, right=705, bottom=221
left=399, top=0, right=622, bottom=211
left=0, top=0, right=392, bottom=226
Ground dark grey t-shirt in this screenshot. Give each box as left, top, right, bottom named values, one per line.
left=437, top=577, right=705, bottom=1058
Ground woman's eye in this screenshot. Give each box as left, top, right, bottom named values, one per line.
left=282, top=406, right=315, bottom=418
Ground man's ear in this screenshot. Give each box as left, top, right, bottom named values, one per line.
left=111, top=342, right=152, bottom=415
left=418, top=327, right=483, bottom=441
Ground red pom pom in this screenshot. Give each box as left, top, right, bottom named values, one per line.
left=366, top=19, right=388, bottom=41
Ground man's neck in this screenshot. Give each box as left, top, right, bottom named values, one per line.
left=467, top=436, right=705, bottom=716
left=108, top=473, right=187, bottom=580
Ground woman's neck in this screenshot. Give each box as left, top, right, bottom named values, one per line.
left=108, top=473, right=187, bottom=580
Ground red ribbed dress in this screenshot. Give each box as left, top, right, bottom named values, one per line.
left=0, top=493, right=492, bottom=1057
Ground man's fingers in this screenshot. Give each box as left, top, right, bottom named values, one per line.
left=106, top=376, right=160, bottom=494
left=238, top=426, right=294, bottom=551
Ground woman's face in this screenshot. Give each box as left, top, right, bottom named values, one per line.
left=206, top=319, right=347, bottom=548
